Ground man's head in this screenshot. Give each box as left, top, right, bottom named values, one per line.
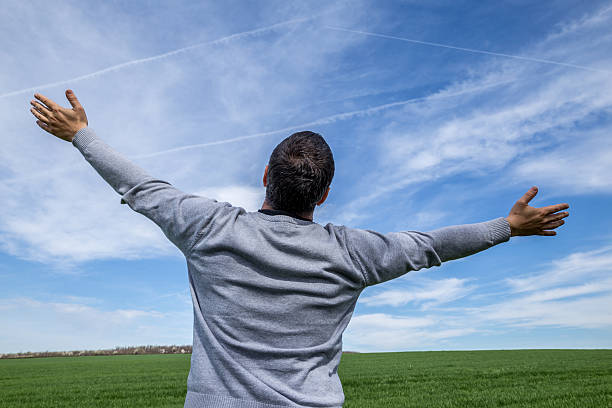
left=264, top=131, right=334, bottom=214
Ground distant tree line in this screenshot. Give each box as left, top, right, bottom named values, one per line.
left=0, top=345, right=193, bottom=359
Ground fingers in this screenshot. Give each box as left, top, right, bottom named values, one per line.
left=536, top=230, right=556, bottom=236
left=30, top=106, right=49, bottom=124
left=34, top=93, right=59, bottom=111
left=30, top=100, right=51, bottom=116
left=517, top=186, right=538, bottom=204
left=539, top=208, right=568, bottom=232
left=541, top=219, right=565, bottom=230
left=541, top=202, right=570, bottom=214
left=543, top=211, right=569, bottom=223
left=65, top=89, right=82, bottom=109
left=35, top=119, right=53, bottom=134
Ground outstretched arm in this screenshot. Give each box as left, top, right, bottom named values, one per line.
left=29, top=90, right=228, bottom=256
left=30, top=90, right=155, bottom=197
left=346, top=187, right=569, bottom=286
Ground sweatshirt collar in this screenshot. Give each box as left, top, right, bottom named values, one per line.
left=258, top=208, right=313, bottom=222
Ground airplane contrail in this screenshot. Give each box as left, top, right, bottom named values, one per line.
left=132, top=77, right=514, bottom=158
left=0, top=17, right=311, bottom=99
left=325, top=26, right=611, bottom=74
left=1, top=77, right=512, bottom=185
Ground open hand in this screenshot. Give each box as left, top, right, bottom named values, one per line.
left=506, top=186, right=569, bottom=236
left=29, top=89, right=88, bottom=142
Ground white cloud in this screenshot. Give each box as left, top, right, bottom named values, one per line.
left=521, top=281, right=612, bottom=303
left=0, top=297, right=192, bottom=353
left=511, top=128, right=612, bottom=194
left=349, top=313, right=434, bottom=329
left=471, top=244, right=612, bottom=329
left=359, top=277, right=473, bottom=309
left=0, top=178, right=179, bottom=269
left=195, top=185, right=265, bottom=212
left=475, top=292, right=612, bottom=329
left=506, top=245, right=612, bottom=292
left=0, top=17, right=314, bottom=99
left=344, top=313, right=476, bottom=351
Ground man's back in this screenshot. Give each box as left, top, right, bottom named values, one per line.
left=185, top=209, right=364, bottom=406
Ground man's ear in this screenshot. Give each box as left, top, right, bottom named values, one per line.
left=263, top=165, right=268, bottom=187
left=316, top=187, right=330, bottom=206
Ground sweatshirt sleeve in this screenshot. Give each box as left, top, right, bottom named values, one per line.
left=72, top=127, right=229, bottom=255
left=344, top=217, right=511, bottom=287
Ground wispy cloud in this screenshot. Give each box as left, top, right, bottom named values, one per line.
left=0, top=297, right=191, bottom=353
left=0, top=17, right=316, bottom=99
left=1, top=74, right=514, bottom=187
left=325, top=26, right=612, bottom=74
left=511, top=127, right=612, bottom=194
left=359, top=277, right=473, bottom=309
left=467, top=243, right=612, bottom=329
left=506, top=245, right=612, bottom=293
left=344, top=313, right=476, bottom=351
left=472, top=244, right=612, bottom=329
left=475, top=291, right=612, bottom=329
left=195, top=185, right=265, bottom=212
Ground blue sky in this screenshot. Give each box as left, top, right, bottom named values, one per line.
left=1, top=0, right=611, bottom=354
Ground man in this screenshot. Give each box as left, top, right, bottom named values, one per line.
left=30, top=90, right=569, bottom=408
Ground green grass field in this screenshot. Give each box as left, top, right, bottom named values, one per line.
left=1, top=350, right=610, bottom=407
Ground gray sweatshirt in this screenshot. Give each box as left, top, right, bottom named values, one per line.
left=72, top=127, right=511, bottom=408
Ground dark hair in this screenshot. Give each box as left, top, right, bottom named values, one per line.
left=266, top=131, right=334, bottom=214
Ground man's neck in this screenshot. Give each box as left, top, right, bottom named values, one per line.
left=260, top=200, right=313, bottom=221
